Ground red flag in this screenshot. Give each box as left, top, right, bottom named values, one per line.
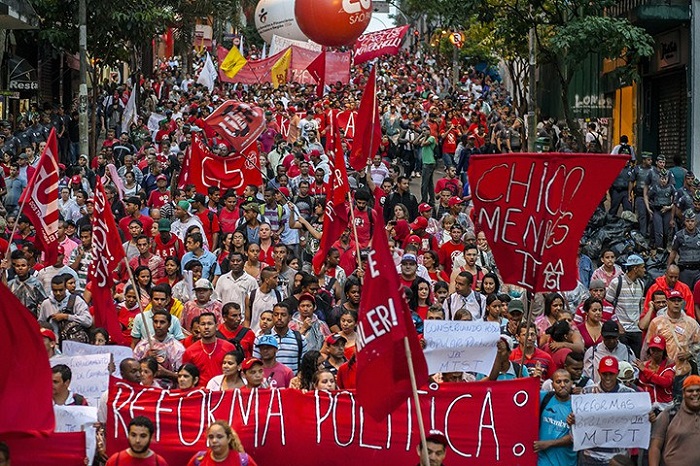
left=204, top=100, right=266, bottom=152
left=183, top=133, right=262, bottom=195
left=468, top=153, right=628, bottom=292
left=306, top=49, right=326, bottom=97
left=88, top=176, right=128, bottom=345
left=348, top=67, right=381, bottom=171
left=355, top=212, right=428, bottom=420
left=0, top=282, right=54, bottom=434
left=18, top=128, right=60, bottom=265
left=312, top=134, right=350, bottom=274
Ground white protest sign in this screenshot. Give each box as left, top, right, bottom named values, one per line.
left=54, top=405, right=98, bottom=463
left=52, top=353, right=111, bottom=408
left=270, top=34, right=321, bottom=54
left=62, top=340, right=133, bottom=377
left=571, top=392, right=652, bottom=451
left=423, top=321, right=500, bottom=375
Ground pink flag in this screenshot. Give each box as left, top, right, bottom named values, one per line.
left=348, top=66, right=381, bottom=171
left=354, top=25, right=410, bottom=65
left=306, top=49, right=326, bottom=97
left=355, top=210, right=428, bottom=420
left=18, top=128, right=60, bottom=265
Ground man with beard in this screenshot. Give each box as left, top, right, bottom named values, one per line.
left=105, top=416, right=169, bottom=465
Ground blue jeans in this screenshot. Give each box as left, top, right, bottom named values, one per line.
left=420, top=163, right=435, bottom=204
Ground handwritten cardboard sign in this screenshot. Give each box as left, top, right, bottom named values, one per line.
left=54, top=405, right=98, bottom=462
left=423, top=321, right=501, bottom=375
left=52, top=353, right=111, bottom=408
left=571, top=392, right=652, bottom=450
left=62, top=341, right=133, bottom=377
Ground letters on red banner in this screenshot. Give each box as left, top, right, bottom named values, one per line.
left=336, top=110, right=357, bottom=141
left=106, top=377, right=539, bottom=466
left=204, top=101, right=265, bottom=152
left=468, top=153, right=627, bottom=292
left=184, top=134, right=262, bottom=195
left=354, top=25, right=410, bottom=65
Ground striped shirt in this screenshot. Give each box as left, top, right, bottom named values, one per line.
left=253, top=328, right=308, bottom=373
left=605, top=274, right=644, bottom=332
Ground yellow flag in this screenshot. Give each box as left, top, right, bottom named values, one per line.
left=271, top=48, right=292, bottom=89
left=220, top=46, right=247, bottom=79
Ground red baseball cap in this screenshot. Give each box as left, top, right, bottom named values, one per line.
left=325, top=333, right=347, bottom=345
left=410, top=216, right=428, bottom=230
left=406, top=235, right=421, bottom=244
left=667, top=290, right=684, bottom=300
left=648, top=335, right=666, bottom=350
left=298, top=293, right=315, bottom=304
left=40, top=328, right=57, bottom=343
left=277, top=187, right=291, bottom=198
left=240, top=358, right=263, bottom=371
left=71, top=175, right=81, bottom=184
left=448, top=197, right=464, bottom=208
left=599, top=356, right=619, bottom=374
left=418, top=203, right=433, bottom=213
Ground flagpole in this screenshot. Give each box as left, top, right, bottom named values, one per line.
left=518, top=293, right=535, bottom=377
left=122, top=257, right=153, bottom=349
left=404, top=336, right=430, bottom=466
left=3, top=192, right=33, bottom=265
left=346, top=191, right=364, bottom=275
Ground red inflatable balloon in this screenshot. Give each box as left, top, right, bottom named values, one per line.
left=294, top=0, right=372, bottom=47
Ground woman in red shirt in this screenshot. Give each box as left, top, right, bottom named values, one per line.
left=635, top=335, right=675, bottom=408
left=117, top=286, right=141, bottom=343
left=187, top=421, right=257, bottom=466
left=576, top=297, right=604, bottom=350
left=423, top=250, right=449, bottom=286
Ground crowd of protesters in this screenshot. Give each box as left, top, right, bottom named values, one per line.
left=0, top=47, right=699, bottom=466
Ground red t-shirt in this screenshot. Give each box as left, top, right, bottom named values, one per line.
left=336, top=360, right=356, bottom=389
left=218, top=208, right=240, bottom=235
left=182, top=338, right=236, bottom=386
left=434, top=178, right=461, bottom=196
left=119, top=214, right=154, bottom=239
left=117, top=304, right=140, bottom=344
left=509, top=347, right=555, bottom=381
left=438, top=241, right=463, bottom=275
left=106, top=451, right=168, bottom=466
left=352, top=207, right=374, bottom=248
left=217, top=324, right=255, bottom=358
left=196, top=210, right=221, bottom=248
left=154, top=234, right=184, bottom=260
left=147, top=189, right=171, bottom=209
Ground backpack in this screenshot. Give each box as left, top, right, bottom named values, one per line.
left=618, top=144, right=633, bottom=156
left=57, top=295, right=90, bottom=348
left=259, top=204, right=284, bottom=224
left=540, top=391, right=557, bottom=416
left=587, top=131, right=604, bottom=153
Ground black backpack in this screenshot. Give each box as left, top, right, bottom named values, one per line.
left=57, top=295, right=90, bottom=348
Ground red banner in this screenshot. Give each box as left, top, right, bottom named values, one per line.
left=19, top=127, right=60, bottom=265
left=467, top=153, right=627, bottom=292
left=348, top=66, right=381, bottom=171
left=106, top=377, right=539, bottom=466
left=205, top=100, right=266, bottom=152
left=353, top=25, right=410, bottom=65
left=216, top=46, right=350, bottom=86
left=88, top=176, right=127, bottom=345
left=336, top=110, right=358, bottom=141
left=0, top=432, right=86, bottom=465
left=183, top=134, right=262, bottom=195
left=306, top=49, right=326, bottom=97
left=0, top=283, right=54, bottom=434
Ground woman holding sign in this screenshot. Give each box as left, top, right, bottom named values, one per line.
left=188, top=421, right=257, bottom=466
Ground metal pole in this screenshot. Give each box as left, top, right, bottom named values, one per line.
left=527, top=25, right=537, bottom=152
left=452, top=44, right=459, bottom=89
left=79, top=0, right=89, bottom=158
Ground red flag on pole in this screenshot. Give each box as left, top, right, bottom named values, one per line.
left=306, top=49, right=326, bottom=97
left=0, top=282, right=54, bottom=434
left=88, top=176, right=128, bottom=345
left=467, top=153, right=628, bottom=292
left=312, top=133, right=350, bottom=274
left=355, top=212, right=428, bottom=420
left=18, top=127, right=60, bottom=265
left=348, top=66, right=381, bottom=171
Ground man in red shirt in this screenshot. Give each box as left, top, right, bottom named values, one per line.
left=105, top=416, right=169, bottom=466
left=146, top=174, right=170, bottom=209
left=509, top=323, right=555, bottom=383
left=434, top=166, right=462, bottom=197
left=119, top=196, right=154, bottom=238
left=438, top=224, right=464, bottom=275
left=218, top=190, right=240, bottom=235
left=352, top=190, right=376, bottom=248
left=192, top=193, right=220, bottom=249
left=217, top=302, right=255, bottom=358
left=153, top=219, right=184, bottom=260
left=182, top=312, right=235, bottom=386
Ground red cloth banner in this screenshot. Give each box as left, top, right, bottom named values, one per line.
left=306, top=49, right=326, bottom=97
left=0, top=432, right=86, bottom=465
left=355, top=208, right=428, bottom=420
left=183, top=133, right=262, bottom=195
left=348, top=66, right=381, bottom=171
left=216, top=46, right=350, bottom=85
left=106, top=377, right=539, bottom=465
left=336, top=110, right=358, bottom=140
left=18, top=127, right=60, bottom=265
left=88, top=176, right=127, bottom=345
left=204, top=101, right=266, bottom=152
left=311, top=135, right=350, bottom=274
left=0, top=283, right=54, bottom=434
left=467, top=153, right=627, bottom=292
left=353, top=25, right=410, bottom=64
